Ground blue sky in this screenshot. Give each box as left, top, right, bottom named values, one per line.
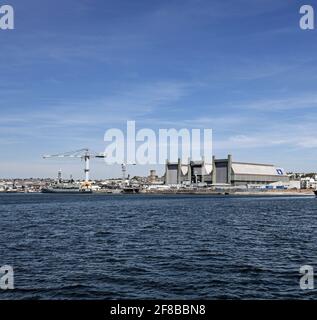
left=1, top=0, right=317, bottom=179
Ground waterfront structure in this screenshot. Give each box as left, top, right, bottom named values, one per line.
left=164, top=155, right=289, bottom=186
left=148, top=170, right=159, bottom=184
left=300, top=177, right=317, bottom=189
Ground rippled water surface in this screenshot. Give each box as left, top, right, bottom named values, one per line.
left=1, top=193, right=317, bottom=299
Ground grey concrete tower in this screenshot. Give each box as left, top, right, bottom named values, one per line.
left=187, top=157, right=192, bottom=182
left=212, top=155, right=216, bottom=184
left=164, top=159, right=169, bottom=185
left=227, top=154, right=232, bottom=184
left=177, top=158, right=181, bottom=184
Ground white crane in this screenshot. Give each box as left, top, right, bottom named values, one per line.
left=43, top=148, right=106, bottom=182
left=121, top=163, right=127, bottom=181
left=121, top=163, right=136, bottom=185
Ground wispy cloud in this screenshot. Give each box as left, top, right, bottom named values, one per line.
left=216, top=125, right=317, bottom=151
left=0, top=80, right=194, bottom=141
left=233, top=94, right=317, bottom=111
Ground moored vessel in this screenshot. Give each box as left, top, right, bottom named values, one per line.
left=41, top=170, right=93, bottom=194
left=122, top=186, right=140, bottom=194
left=41, top=182, right=92, bottom=194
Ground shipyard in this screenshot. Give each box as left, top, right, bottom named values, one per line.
left=2, top=0, right=317, bottom=306
left=1, top=152, right=316, bottom=196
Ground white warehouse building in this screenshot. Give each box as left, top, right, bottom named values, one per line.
left=164, top=155, right=289, bottom=186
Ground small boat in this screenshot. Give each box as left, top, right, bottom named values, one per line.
left=5, top=189, right=18, bottom=193
left=314, top=190, right=317, bottom=196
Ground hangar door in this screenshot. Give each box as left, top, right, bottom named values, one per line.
left=215, top=161, right=228, bottom=184
left=166, top=164, right=178, bottom=184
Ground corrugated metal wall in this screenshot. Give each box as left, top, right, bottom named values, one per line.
left=166, top=165, right=178, bottom=184
left=233, top=174, right=289, bottom=183
left=215, top=162, right=228, bottom=184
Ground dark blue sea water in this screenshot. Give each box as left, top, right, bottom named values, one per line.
left=0, top=193, right=317, bottom=300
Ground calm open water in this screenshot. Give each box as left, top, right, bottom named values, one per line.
left=0, top=193, right=317, bottom=300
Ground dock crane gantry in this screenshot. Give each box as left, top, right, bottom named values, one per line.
left=43, top=148, right=106, bottom=182
left=121, top=162, right=136, bottom=185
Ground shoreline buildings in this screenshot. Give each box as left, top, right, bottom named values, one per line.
left=164, top=154, right=289, bottom=186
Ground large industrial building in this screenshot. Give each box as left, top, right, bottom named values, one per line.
left=164, top=155, right=289, bottom=186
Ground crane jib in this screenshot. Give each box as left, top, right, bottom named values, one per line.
left=42, top=149, right=107, bottom=182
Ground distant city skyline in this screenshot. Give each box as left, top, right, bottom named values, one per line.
left=1, top=0, right=317, bottom=179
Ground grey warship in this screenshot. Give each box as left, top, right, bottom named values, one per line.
left=41, top=170, right=92, bottom=194
left=41, top=182, right=92, bottom=194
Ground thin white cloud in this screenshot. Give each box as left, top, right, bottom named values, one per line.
left=233, top=94, right=317, bottom=111
left=0, top=80, right=194, bottom=142
left=215, top=130, right=317, bottom=151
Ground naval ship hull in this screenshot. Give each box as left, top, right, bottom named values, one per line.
left=41, top=186, right=92, bottom=194
left=42, top=188, right=92, bottom=194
